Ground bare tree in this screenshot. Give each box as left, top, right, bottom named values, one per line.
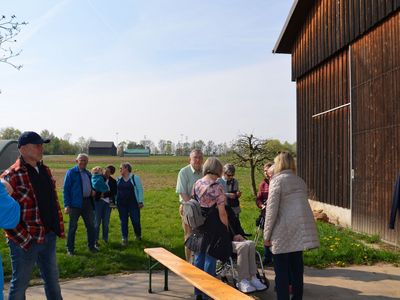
left=0, top=15, right=27, bottom=70
left=232, top=134, right=268, bottom=197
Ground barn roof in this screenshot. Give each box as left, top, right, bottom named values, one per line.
left=0, top=140, right=17, bottom=156
left=88, top=141, right=116, bottom=148
left=273, top=0, right=314, bottom=54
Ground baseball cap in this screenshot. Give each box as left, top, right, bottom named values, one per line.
left=18, top=131, right=51, bottom=148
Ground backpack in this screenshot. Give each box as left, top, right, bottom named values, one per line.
left=183, top=198, right=205, bottom=229
left=183, top=182, right=218, bottom=229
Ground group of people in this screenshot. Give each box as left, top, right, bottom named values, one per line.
left=0, top=130, right=319, bottom=300
left=176, top=149, right=319, bottom=300
left=0, top=131, right=144, bottom=299
left=63, top=154, right=144, bottom=255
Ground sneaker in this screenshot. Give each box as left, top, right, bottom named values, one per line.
left=250, top=276, right=267, bottom=291
left=236, top=279, right=256, bottom=293
left=89, top=247, right=99, bottom=253
left=67, top=250, right=74, bottom=256
left=122, top=239, right=128, bottom=246
left=135, top=236, right=142, bottom=241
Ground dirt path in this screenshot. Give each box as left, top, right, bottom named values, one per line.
left=5, top=264, right=399, bottom=299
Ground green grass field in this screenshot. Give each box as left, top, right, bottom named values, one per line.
left=0, top=155, right=399, bottom=281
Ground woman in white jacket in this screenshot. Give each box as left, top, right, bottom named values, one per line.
left=263, top=152, right=319, bottom=300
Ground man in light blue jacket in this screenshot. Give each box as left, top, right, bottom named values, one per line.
left=63, top=153, right=97, bottom=255
left=0, top=181, right=20, bottom=300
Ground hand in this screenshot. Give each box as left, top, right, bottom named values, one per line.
left=138, top=203, right=144, bottom=209
left=228, top=193, right=236, bottom=198
left=1, top=180, right=14, bottom=195
left=236, top=191, right=242, bottom=198
left=91, top=190, right=96, bottom=197
left=233, top=234, right=245, bottom=242
left=264, top=240, right=272, bottom=247
left=64, top=207, right=70, bottom=214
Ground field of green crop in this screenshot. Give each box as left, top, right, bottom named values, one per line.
left=0, top=155, right=398, bottom=282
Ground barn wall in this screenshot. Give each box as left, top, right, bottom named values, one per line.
left=297, top=51, right=350, bottom=208
left=350, top=11, right=400, bottom=243
left=292, top=0, right=400, bottom=80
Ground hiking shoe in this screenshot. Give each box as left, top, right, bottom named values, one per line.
left=250, top=276, right=267, bottom=291
left=236, top=279, right=256, bottom=293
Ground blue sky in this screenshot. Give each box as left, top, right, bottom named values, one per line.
left=0, top=0, right=295, bottom=145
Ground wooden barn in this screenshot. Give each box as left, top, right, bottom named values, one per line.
left=274, top=0, right=400, bottom=244
left=0, top=140, right=19, bottom=172
left=88, top=141, right=117, bottom=156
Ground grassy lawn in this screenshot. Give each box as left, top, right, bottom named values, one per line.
left=1, top=155, right=399, bottom=281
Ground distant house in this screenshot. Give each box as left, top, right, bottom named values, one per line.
left=88, top=141, right=117, bottom=156
left=123, top=148, right=150, bottom=157
left=0, top=140, right=19, bottom=172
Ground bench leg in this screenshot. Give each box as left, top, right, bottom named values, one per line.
left=148, top=256, right=153, bottom=293
left=164, top=267, right=168, bottom=291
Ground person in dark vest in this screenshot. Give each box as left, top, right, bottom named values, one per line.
left=1, top=131, right=64, bottom=300
left=116, top=162, right=144, bottom=246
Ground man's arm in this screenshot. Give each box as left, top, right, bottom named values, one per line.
left=63, top=170, right=72, bottom=213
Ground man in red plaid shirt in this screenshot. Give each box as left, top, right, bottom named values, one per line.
left=1, top=131, right=64, bottom=300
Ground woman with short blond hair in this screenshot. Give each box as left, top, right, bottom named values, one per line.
left=264, top=152, right=319, bottom=300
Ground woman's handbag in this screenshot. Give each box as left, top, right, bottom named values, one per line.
left=184, top=230, right=206, bottom=253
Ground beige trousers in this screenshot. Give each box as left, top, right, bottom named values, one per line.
left=179, top=204, right=192, bottom=262
left=232, top=240, right=258, bottom=281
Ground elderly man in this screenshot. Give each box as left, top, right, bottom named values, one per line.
left=176, top=149, right=203, bottom=261
left=63, top=153, right=97, bottom=255
left=1, top=131, right=64, bottom=300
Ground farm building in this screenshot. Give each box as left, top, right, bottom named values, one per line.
left=123, top=149, right=150, bottom=157
left=88, top=141, right=117, bottom=156
left=0, top=140, right=19, bottom=172
left=274, top=0, right=400, bottom=244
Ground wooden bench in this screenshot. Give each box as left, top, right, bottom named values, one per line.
left=144, top=247, right=253, bottom=300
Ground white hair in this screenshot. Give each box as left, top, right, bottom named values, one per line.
left=76, top=153, right=89, bottom=160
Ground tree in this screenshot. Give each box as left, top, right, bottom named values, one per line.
left=191, top=140, right=205, bottom=152
left=205, top=140, right=216, bottom=156
left=165, top=140, right=173, bottom=155
left=232, top=134, right=269, bottom=197
left=0, top=15, right=27, bottom=70
left=158, top=139, right=166, bottom=155
left=75, top=136, right=93, bottom=153
left=0, top=127, right=21, bottom=139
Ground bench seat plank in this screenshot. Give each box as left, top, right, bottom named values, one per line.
left=144, top=247, right=253, bottom=300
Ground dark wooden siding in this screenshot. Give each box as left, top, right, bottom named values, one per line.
left=351, top=11, right=400, bottom=242
left=292, top=0, right=400, bottom=80
left=89, top=147, right=117, bottom=156
left=297, top=51, right=350, bottom=208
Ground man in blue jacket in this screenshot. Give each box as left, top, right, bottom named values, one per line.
left=0, top=180, right=20, bottom=300
left=63, top=153, right=97, bottom=255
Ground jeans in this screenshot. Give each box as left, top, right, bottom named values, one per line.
left=94, top=200, right=111, bottom=242
left=193, top=252, right=216, bottom=299
left=66, top=197, right=96, bottom=251
left=8, top=232, right=62, bottom=300
left=117, top=202, right=141, bottom=240
left=273, top=251, right=304, bottom=300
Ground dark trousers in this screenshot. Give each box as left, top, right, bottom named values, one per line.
left=117, top=202, right=141, bottom=240
left=273, top=251, right=304, bottom=300
left=66, top=197, right=96, bottom=251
